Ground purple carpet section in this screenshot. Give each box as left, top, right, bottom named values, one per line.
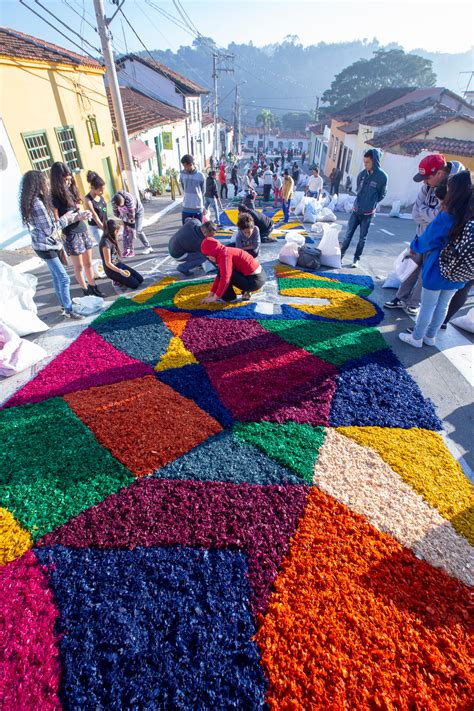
left=3, top=328, right=153, bottom=409
left=37, top=478, right=309, bottom=617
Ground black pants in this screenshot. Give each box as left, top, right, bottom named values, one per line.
left=220, top=183, right=228, bottom=199
left=231, top=180, right=238, bottom=196
left=106, top=261, right=144, bottom=289
left=221, top=269, right=266, bottom=302
left=444, top=279, right=474, bottom=324
left=263, top=184, right=271, bottom=201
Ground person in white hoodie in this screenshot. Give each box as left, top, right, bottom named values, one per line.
left=385, top=154, right=465, bottom=315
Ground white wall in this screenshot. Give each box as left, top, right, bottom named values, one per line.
left=379, top=151, right=433, bottom=208
left=0, top=118, right=30, bottom=250
left=118, top=59, right=183, bottom=109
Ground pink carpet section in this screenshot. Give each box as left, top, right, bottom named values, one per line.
left=204, top=342, right=338, bottom=425
left=4, top=328, right=154, bottom=409
left=0, top=550, right=61, bottom=709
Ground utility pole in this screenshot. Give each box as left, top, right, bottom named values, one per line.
left=212, top=52, right=234, bottom=161
left=315, top=96, right=320, bottom=123
left=93, top=0, right=138, bottom=198
left=233, top=83, right=241, bottom=156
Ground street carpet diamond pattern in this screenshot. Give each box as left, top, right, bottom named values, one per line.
left=1, top=258, right=472, bottom=709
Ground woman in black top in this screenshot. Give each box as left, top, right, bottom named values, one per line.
left=85, top=171, right=107, bottom=243
left=50, top=162, right=103, bottom=297
left=230, top=165, right=239, bottom=197
left=204, top=170, right=222, bottom=223
left=99, top=219, right=144, bottom=291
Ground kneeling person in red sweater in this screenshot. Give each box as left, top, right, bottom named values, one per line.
left=201, top=237, right=266, bottom=303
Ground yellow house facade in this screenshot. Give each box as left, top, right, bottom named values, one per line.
left=0, top=27, right=121, bottom=204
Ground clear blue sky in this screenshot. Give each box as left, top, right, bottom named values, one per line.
left=1, top=0, right=473, bottom=57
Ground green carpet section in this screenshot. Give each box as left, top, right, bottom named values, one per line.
left=278, top=277, right=372, bottom=297
left=92, top=296, right=149, bottom=326
left=258, top=319, right=386, bottom=366
left=0, top=398, right=135, bottom=540
left=233, top=421, right=326, bottom=483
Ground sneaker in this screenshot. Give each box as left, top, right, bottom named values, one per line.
left=142, top=247, right=153, bottom=254
left=404, top=305, right=419, bottom=316
left=351, top=260, right=360, bottom=268
left=63, top=308, right=84, bottom=320
left=423, top=335, right=436, bottom=346
left=399, top=332, right=423, bottom=348
left=384, top=297, right=405, bottom=309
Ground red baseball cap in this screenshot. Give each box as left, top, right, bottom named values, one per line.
left=413, top=154, right=446, bottom=182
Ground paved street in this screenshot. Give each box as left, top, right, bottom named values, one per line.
left=1, top=202, right=472, bottom=475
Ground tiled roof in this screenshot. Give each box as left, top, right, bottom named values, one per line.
left=0, top=26, right=101, bottom=69
left=116, top=54, right=209, bottom=95
left=366, top=97, right=436, bottom=126
left=201, top=112, right=231, bottom=128
left=332, top=88, right=413, bottom=121
left=107, top=87, right=187, bottom=136
left=308, top=121, right=329, bottom=135
left=367, top=110, right=474, bottom=149
left=400, top=137, right=474, bottom=158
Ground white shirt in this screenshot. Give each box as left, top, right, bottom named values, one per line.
left=263, top=169, right=273, bottom=185
left=307, top=175, right=323, bottom=193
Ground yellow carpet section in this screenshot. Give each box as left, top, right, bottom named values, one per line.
left=132, top=276, right=176, bottom=304
left=271, top=210, right=284, bottom=222
left=0, top=508, right=33, bottom=566
left=154, top=308, right=191, bottom=338
left=223, top=209, right=239, bottom=225
left=155, top=336, right=198, bottom=372
left=286, top=288, right=377, bottom=321
left=337, top=427, right=474, bottom=545
left=274, top=264, right=316, bottom=280
left=173, top=281, right=244, bottom=311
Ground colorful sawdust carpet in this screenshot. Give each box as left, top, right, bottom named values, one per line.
left=1, top=261, right=473, bottom=709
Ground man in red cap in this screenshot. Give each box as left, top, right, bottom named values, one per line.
left=384, top=153, right=464, bottom=315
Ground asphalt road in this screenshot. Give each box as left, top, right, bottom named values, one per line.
left=3, top=202, right=473, bottom=475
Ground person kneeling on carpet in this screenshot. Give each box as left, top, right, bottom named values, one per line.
left=99, top=219, right=144, bottom=291
left=238, top=203, right=274, bottom=242
left=235, top=212, right=261, bottom=257
left=200, top=237, right=266, bottom=303
left=168, top=218, right=218, bottom=276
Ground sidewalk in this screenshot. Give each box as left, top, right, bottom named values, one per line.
left=142, top=194, right=182, bottom=227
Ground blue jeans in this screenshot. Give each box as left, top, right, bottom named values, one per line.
left=45, top=256, right=73, bottom=311
left=204, top=196, right=220, bottom=222
left=413, top=287, right=457, bottom=340
left=134, top=208, right=151, bottom=247
left=340, top=212, right=373, bottom=260
left=176, top=251, right=207, bottom=275
left=282, top=199, right=291, bottom=222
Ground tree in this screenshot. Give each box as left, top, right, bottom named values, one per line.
left=256, top=109, right=280, bottom=149
left=282, top=112, right=314, bottom=131
left=322, top=49, right=436, bottom=110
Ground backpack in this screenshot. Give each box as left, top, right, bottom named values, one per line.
left=297, top=245, right=321, bottom=271
left=439, top=220, right=474, bottom=282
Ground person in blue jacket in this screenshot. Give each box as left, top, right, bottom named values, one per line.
left=340, top=148, right=388, bottom=268
left=399, top=170, right=473, bottom=348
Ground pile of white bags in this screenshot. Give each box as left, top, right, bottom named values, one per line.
left=0, top=261, right=48, bottom=336
left=319, top=207, right=337, bottom=223
left=318, top=223, right=342, bottom=268
left=278, top=232, right=306, bottom=267
left=303, top=201, right=318, bottom=224
left=451, top=308, right=474, bottom=333
left=0, top=320, right=47, bottom=377
left=290, top=191, right=305, bottom=208
left=334, top=194, right=356, bottom=213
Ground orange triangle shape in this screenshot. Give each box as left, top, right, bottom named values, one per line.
left=154, top=308, right=191, bottom=338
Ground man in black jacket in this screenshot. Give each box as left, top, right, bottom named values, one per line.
left=168, top=219, right=218, bottom=275
left=238, top=203, right=274, bottom=241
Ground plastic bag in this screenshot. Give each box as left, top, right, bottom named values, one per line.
left=294, top=196, right=307, bottom=216
left=394, top=248, right=418, bottom=282
left=290, top=191, right=304, bottom=208
left=389, top=200, right=401, bottom=217
left=303, top=202, right=318, bottom=224
left=71, top=295, right=106, bottom=316
left=383, top=272, right=401, bottom=289
left=0, top=261, right=49, bottom=337
left=318, top=223, right=342, bottom=268
left=0, top=320, right=48, bottom=377
left=319, top=207, right=337, bottom=223
left=91, top=259, right=106, bottom=280
left=278, top=232, right=305, bottom=267
left=451, top=308, right=474, bottom=333
left=310, top=222, right=325, bottom=236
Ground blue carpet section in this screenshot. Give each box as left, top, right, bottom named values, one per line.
left=156, top=364, right=233, bottom=427
left=36, top=546, right=266, bottom=710
left=153, top=430, right=303, bottom=485
left=93, top=308, right=172, bottom=365
left=330, top=349, right=442, bottom=430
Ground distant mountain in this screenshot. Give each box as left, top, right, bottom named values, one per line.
left=141, top=39, right=473, bottom=124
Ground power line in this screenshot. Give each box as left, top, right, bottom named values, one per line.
left=33, top=0, right=102, bottom=54
left=60, top=0, right=98, bottom=34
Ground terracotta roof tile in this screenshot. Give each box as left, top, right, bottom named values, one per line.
left=400, top=137, right=474, bottom=157
left=367, top=110, right=474, bottom=149
left=308, top=121, right=329, bottom=135
left=117, top=54, right=209, bottom=95
left=107, top=87, right=187, bottom=136
left=0, top=26, right=101, bottom=69
left=332, top=88, right=413, bottom=121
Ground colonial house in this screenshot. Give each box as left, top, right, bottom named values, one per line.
left=325, top=87, right=474, bottom=206
left=0, top=27, right=120, bottom=249
left=201, top=112, right=234, bottom=166
left=115, top=54, right=209, bottom=169
left=307, top=121, right=331, bottom=171
left=241, top=127, right=311, bottom=155
left=107, top=86, right=187, bottom=181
